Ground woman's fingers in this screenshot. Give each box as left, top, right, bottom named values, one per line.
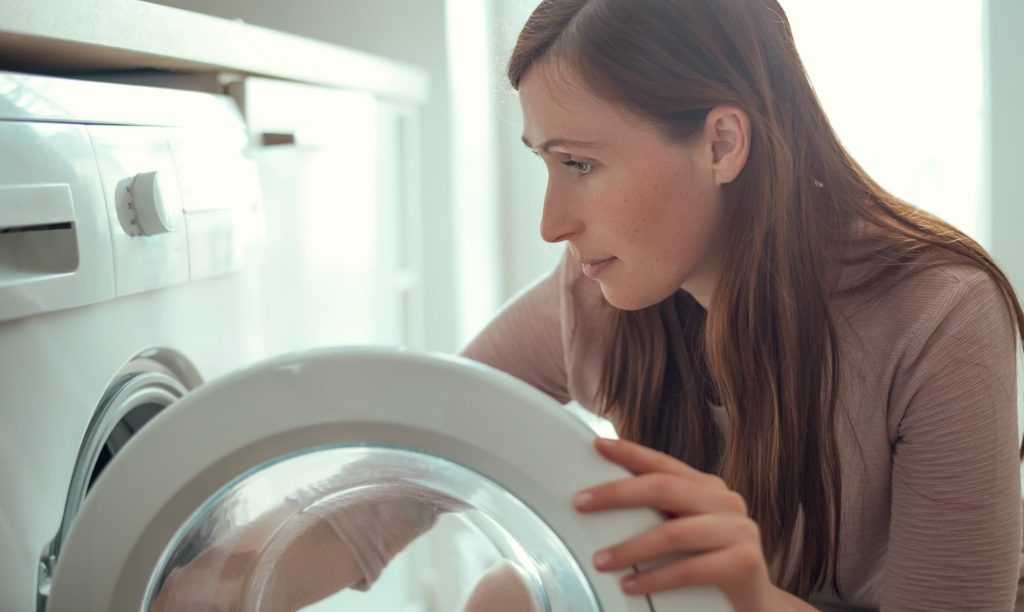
left=591, top=514, right=759, bottom=571
left=579, top=438, right=773, bottom=611
left=574, top=472, right=748, bottom=517
left=618, top=543, right=768, bottom=600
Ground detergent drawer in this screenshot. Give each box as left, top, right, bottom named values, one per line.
left=0, top=120, right=115, bottom=322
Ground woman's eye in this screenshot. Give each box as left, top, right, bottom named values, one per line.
left=562, top=159, right=594, bottom=175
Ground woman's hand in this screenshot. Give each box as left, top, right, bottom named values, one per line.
left=461, top=560, right=542, bottom=612
left=148, top=523, right=264, bottom=612
left=573, top=437, right=790, bottom=612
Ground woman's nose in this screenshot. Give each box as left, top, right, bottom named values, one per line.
left=539, top=186, right=582, bottom=243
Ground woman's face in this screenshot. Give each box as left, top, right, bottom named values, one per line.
left=518, top=61, right=728, bottom=310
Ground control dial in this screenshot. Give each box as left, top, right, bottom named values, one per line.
left=124, top=171, right=181, bottom=236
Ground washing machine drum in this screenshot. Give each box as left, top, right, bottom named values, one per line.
left=46, top=348, right=732, bottom=611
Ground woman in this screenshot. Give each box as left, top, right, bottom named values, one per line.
left=154, top=1, right=1024, bottom=610
left=458, top=0, right=1023, bottom=610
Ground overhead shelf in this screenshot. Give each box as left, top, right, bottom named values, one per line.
left=0, top=0, right=428, bottom=103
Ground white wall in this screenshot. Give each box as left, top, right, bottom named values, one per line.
left=986, top=0, right=1024, bottom=295
left=445, top=0, right=502, bottom=345
left=984, top=0, right=1024, bottom=444
left=489, top=0, right=561, bottom=303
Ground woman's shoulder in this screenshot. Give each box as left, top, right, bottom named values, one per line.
left=837, top=245, right=1004, bottom=320
left=833, top=245, right=1015, bottom=373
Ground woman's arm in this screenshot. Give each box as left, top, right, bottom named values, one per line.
left=242, top=504, right=367, bottom=609
left=152, top=484, right=466, bottom=610
left=460, top=249, right=574, bottom=403
left=149, top=504, right=364, bottom=611
left=886, top=269, right=1021, bottom=610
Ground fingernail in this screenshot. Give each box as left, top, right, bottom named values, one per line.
left=621, top=576, right=636, bottom=591
left=594, top=550, right=613, bottom=569
left=573, top=491, right=593, bottom=508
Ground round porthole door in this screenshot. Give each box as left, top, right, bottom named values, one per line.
left=45, top=347, right=732, bottom=611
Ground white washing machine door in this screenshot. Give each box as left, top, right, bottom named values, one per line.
left=46, top=347, right=732, bottom=611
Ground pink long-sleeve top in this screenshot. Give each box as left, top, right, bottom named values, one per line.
left=458, top=249, right=1024, bottom=611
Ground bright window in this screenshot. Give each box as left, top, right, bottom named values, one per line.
left=783, top=0, right=986, bottom=244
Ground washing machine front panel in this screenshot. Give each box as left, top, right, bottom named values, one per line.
left=45, top=348, right=733, bottom=611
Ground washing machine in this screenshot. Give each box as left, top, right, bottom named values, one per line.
left=0, top=70, right=266, bottom=610
left=0, top=72, right=733, bottom=611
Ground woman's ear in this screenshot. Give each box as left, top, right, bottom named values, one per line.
left=705, top=105, right=751, bottom=186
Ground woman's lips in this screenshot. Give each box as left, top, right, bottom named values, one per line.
left=581, top=257, right=616, bottom=280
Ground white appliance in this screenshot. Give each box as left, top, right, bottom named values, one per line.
left=0, top=72, right=732, bottom=611
left=0, top=71, right=266, bottom=610
left=44, top=349, right=733, bottom=612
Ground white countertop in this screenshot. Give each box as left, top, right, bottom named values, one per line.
left=0, top=0, right=428, bottom=103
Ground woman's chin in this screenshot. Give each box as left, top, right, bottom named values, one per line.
left=599, top=285, right=667, bottom=311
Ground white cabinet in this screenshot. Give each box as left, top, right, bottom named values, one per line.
left=229, top=77, right=425, bottom=352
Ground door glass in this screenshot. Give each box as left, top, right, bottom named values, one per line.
left=144, top=447, right=600, bottom=612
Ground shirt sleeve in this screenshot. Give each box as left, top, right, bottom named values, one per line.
left=885, top=268, right=1022, bottom=611
left=285, top=460, right=468, bottom=591
left=459, top=250, right=574, bottom=404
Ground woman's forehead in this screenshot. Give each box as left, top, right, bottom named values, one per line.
left=519, top=58, right=601, bottom=113
left=519, top=61, right=652, bottom=147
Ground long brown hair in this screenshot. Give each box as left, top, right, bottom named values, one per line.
left=508, top=0, right=1024, bottom=600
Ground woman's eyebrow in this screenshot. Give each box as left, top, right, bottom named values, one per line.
left=521, top=136, right=603, bottom=152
